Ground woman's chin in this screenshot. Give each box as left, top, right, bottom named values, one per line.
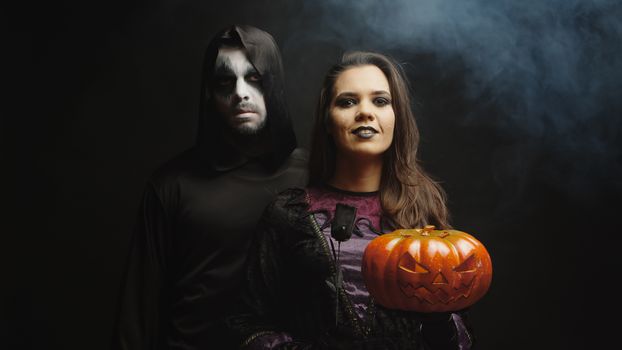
left=339, top=146, right=389, bottom=160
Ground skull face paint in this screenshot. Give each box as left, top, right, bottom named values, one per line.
left=213, top=47, right=267, bottom=135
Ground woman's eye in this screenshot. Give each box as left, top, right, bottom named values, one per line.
left=337, top=98, right=356, bottom=108
left=374, top=97, right=391, bottom=106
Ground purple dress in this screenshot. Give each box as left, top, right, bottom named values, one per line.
left=246, top=185, right=473, bottom=349
left=307, top=185, right=387, bottom=320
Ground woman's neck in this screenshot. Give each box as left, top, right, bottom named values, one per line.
left=329, top=153, right=383, bottom=193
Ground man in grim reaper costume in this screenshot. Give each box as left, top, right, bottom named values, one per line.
left=112, top=25, right=307, bottom=350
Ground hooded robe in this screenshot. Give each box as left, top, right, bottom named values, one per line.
left=112, top=25, right=308, bottom=350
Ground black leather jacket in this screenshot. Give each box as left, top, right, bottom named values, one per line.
left=229, top=189, right=472, bottom=350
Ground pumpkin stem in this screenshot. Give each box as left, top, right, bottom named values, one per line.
left=421, top=225, right=435, bottom=236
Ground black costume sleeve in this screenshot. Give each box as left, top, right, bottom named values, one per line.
left=418, top=310, right=473, bottom=350
left=228, top=200, right=300, bottom=349
left=112, top=183, right=171, bottom=350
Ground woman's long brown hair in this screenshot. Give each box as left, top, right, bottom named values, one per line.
left=308, top=51, right=450, bottom=229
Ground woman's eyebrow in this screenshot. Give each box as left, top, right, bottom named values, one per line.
left=334, top=92, right=358, bottom=99
left=370, top=90, right=391, bottom=96
left=336, top=90, right=390, bottom=97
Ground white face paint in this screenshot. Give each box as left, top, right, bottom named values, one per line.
left=213, top=47, right=267, bottom=135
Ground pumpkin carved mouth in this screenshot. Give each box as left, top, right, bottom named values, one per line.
left=397, top=276, right=478, bottom=305
left=395, top=251, right=481, bottom=305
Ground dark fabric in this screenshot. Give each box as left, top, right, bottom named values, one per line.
left=112, top=24, right=306, bottom=350
left=246, top=332, right=293, bottom=350
left=113, top=149, right=307, bottom=350
left=229, top=188, right=471, bottom=350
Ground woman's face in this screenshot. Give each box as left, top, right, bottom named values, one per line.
left=329, top=65, right=395, bottom=159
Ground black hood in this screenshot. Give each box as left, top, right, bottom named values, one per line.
left=196, top=25, right=297, bottom=171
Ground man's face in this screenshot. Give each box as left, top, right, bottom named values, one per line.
left=213, top=47, right=267, bottom=135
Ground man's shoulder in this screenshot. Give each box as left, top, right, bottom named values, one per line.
left=147, top=148, right=206, bottom=187
left=274, top=147, right=308, bottom=179
left=287, top=147, right=309, bottom=164
left=275, top=147, right=308, bottom=173
left=146, top=146, right=307, bottom=190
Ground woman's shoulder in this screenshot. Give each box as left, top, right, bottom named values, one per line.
left=269, top=187, right=308, bottom=209
left=262, top=187, right=310, bottom=222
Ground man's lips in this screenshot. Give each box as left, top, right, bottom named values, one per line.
left=234, top=109, right=258, bottom=116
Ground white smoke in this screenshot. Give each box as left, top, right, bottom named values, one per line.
left=290, top=0, right=622, bottom=196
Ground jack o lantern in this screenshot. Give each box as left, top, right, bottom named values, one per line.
left=362, top=225, right=492, bottom=312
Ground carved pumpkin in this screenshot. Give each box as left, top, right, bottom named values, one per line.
left=362, top=225, right=492, bottom=312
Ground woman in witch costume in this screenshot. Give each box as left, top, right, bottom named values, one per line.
left=229, top=51, right=473, bottom=349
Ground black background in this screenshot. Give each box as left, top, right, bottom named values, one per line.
left=5, top=1, right=622, bottom=349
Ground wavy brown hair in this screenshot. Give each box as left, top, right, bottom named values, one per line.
left=308, top=51, right=450, bottom=229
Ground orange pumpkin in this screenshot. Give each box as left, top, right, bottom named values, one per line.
left=362, top=225, right=492, bottom=312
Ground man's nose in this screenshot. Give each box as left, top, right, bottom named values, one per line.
left=234, top=79, right=251, bottom=101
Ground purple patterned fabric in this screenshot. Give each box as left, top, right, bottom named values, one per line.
left=246, top=332, right=294, bottom=349
left=307, top=186, right=387, bottom=320
left=452, top=313, right=473, bottom=349
left=307, top=186, right=384, bottom=229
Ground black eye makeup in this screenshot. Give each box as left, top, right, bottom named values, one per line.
left=214, top=75, right=235, bottom=87
left=333, top=92, right=392, bottom=109
left=335, top=97, right=357, bottom=108
left=214, top=62, right=234, bottom=76
left=373, top=97, right=391, bottom=106
left=246, top=72, right=262, bottom=82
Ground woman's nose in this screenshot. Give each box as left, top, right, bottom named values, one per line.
left=355, top=100, right=376, bottom=122
left=355, top=110, right=375, bottom=122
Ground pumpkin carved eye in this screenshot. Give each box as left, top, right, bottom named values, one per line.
left=454, top=254, right=478, bottom=273
left=398, top=253, right=429, bottom=274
